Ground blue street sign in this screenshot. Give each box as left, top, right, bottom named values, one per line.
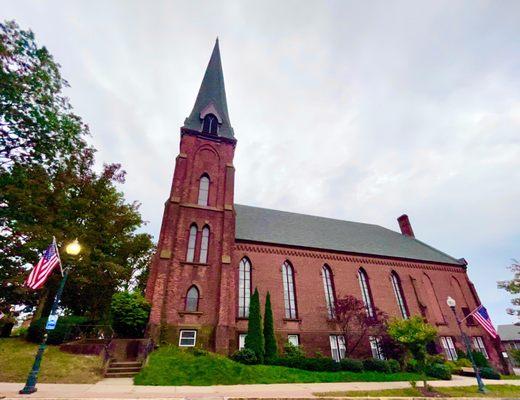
left=46, top=314, right=59, bottom=330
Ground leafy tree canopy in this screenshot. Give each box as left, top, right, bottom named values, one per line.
left=0, top=20, right=88, bottom=170
left=110, top=291, right=151, bottom=338
left=0, top=20, right=155, bottom=320
left=334, top=295, right=388, bottom=357
left=498, top=259, right=520, bottom=317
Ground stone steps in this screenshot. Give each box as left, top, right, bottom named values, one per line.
left=104, top=359, right=142, bottom=377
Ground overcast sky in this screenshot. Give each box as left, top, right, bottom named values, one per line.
left=4, top=1, right=519, bottom=325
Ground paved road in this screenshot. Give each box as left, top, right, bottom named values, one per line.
left=1, top=376, right=519, bottom=399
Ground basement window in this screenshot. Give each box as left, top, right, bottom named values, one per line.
left=179, top=330, right=197, bottom=347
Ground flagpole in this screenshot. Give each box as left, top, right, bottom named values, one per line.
left=19, top=271, right=68, bottom=395
left=53, top=236, right=64, bottom=277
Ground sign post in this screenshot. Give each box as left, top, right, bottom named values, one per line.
left=19, top=272, right=68, bottom=394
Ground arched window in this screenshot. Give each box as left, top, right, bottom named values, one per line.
left=186, top=224, right=197, bottom=262
left=198, top=175, right=210, bottom=206
left=199, top=226, right=210, bottom=263
left=358, top=268, right=374, bottom=318
left=202, top=114, right=218, bottom=134
left=322, top=265, right=336, bottom=319
left=282, top=261, right=297, bottom=319
left=422, top=273, right=444, bottom=323
left=391, top=271, right=408, bottom=319
left=185, top=286, right=199, bottom=312
left=238, top=258, right=251, bottom=318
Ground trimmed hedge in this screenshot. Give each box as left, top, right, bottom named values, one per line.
left=387, top=358, right=401, bottom=373
left=27, top=315, right=91, bottom=345
left=425, top=363, right=452, bottom=380
left=231, top=348, right=258, bottom=365
left=363, top=358, right=391, bottom=373
left=339, top=358, right=363, bottom=372
left=479, top=367, right=500, bottom=380
left=269, top=356, right=341, bottom=372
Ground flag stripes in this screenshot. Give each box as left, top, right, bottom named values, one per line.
left=25, top=241, right=61, bottom=290
left=470, top=305, right=498, bottom=339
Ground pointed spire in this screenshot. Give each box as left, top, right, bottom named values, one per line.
left=183, top=38, right=234, bottom=139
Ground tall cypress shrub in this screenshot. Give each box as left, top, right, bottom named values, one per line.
left=245, top=288, right=264, bottom=363
left=263, top=291, right=277, bottom=360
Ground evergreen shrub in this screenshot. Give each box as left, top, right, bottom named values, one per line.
left=339, top=358, right=364, bottom=372
left=263, top=292, right=277, bottom=361
left=469, top=351, right=490, bottom=368
left=387, top=358, right=401, bottom=373
left=245, top=288, right=264, bottom=363
left=425, top=363, right=452, bottom=380
left=362, top=358, right=391, bottom=373
left=479, top=366, right=500, bottom=380
left=231, top=348, right=258, bottom=365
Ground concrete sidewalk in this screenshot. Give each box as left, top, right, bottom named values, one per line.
left=1, top=376, right=519, bottom=399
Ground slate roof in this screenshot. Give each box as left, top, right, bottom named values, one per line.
left=234, top=204, right=464, bottom=266
left=183, top=39, right=234, bottom=139
left=498, top=324, right=520, bottom=341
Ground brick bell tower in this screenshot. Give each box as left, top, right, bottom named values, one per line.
left=145, top=39, right=237, bottom=353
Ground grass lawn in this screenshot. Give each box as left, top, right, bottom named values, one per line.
left=314, top=384, right=520, bottom=397
left=0, top=338, right=103, bottom=383
left=134, top=346, right=423, bottom=386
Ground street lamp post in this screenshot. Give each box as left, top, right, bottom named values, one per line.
left=446, top=296, right=487, bottom=393
left=19, top=239, right=82, bottom=395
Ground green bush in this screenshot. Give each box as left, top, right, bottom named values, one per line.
left=270, top=356, right=340, bottom=372
left=479, top=366, right=500, bottom=380
left=363, top=358, right=391, bottom=373
left=340, top=358, right=364, bottom=372
left=27, top=315, right=90, bottom=344
left=405, top=358, right=420, bottom=372
left=455, top=357, right=472, bottom=368
left=284, top=341, right=305, bottom=359
left=231, top=348, right=258, bottom=365
left=445, top=360, right=462, bottom=374
left=425, top=363, right=452, bottom=380
left=387, top=358, right=401, bottom=373
left=469, top=351, right=490, bottom=368
left=509, top=349, right=520, bottom=365
left=110, top=291, right=150, bottom=338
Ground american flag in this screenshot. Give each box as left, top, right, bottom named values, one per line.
left=470, top=305, right=498, bottom=339
left=25, top=241, right=61, bottom=290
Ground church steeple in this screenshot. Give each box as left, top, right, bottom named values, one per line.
left=183, top=38, right=234, bottom=139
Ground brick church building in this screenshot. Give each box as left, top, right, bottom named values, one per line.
left=145, top=40, right=506, bottom=370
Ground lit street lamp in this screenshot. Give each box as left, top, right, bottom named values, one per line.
left=20, top=239, right=82, bottom=395
left=446, top=296, right=487, bottom=393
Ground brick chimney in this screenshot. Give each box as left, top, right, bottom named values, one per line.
left=397, top=214, right=415, bottom=237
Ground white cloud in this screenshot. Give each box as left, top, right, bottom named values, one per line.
left=3, top=0, right=520, bottom=324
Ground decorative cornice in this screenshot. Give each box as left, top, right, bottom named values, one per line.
left=234, top=243, right=465, bottom=273
left=180, top=203, right=223, bottom=212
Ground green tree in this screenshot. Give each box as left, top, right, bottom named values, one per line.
left=0, top=20, right=155, bottom=321
left=387, top=316, right=438, bottom=386
left=263, top=291, right=277, bottom=360
left=245, top=288, right=264, bottom=363
left=110, top=291, right=151, bottom=338
left=0, top=20, right=88, bottom=171
left=498, top=259, right=520, bottom=317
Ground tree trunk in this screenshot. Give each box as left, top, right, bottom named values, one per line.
left=32, top=287, right=49, bottom=321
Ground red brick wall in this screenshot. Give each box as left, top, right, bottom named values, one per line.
left=231, top=242, right=504, bottom=368
left=145, top=130, right=236, bottom=352
left=145, top=129, right=506, bottom=370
